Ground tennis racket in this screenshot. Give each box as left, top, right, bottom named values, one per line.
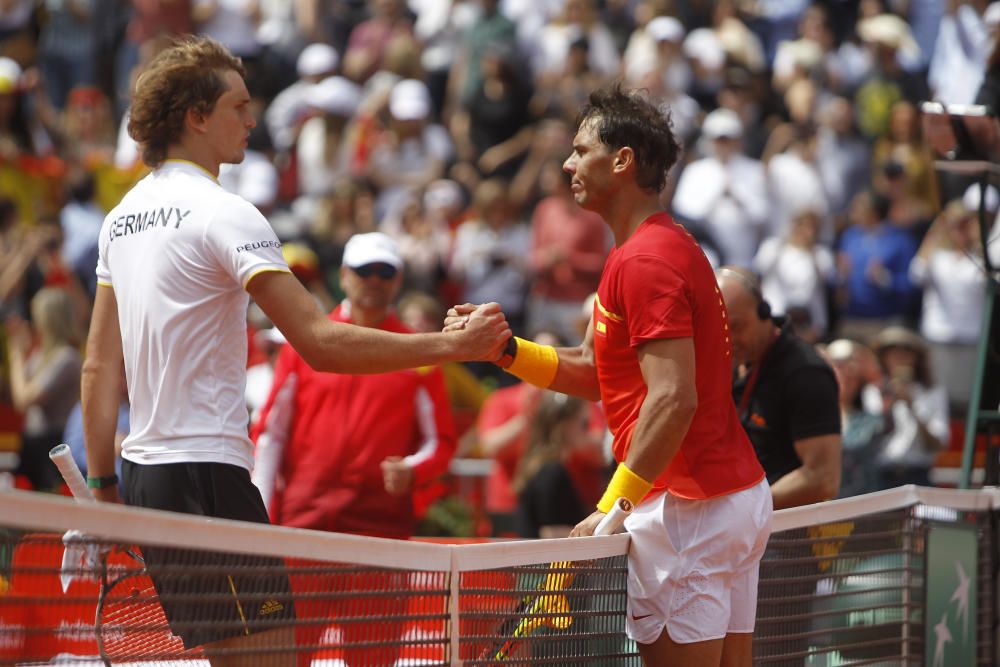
left=478, top=497, right=634, bottom=664
left=48, top=444, right=196, bottom=665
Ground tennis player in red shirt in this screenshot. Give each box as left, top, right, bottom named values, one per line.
left=448, top=86, right=772, bottom=666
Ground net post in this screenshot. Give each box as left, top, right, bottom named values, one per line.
left=901, top=506, right=913, bottom=663
left=449, top=549, right=461, bottom=666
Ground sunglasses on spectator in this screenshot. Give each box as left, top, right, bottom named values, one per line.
left=352, top=263, right=398, bottom=279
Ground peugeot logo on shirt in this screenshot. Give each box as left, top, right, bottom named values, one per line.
left=236, top=240, right=282, bottom=253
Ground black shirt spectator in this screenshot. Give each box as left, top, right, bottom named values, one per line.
left=515, top=460, right=588, bottom=539
left=718, top=266, right=842, bottom=510
left=733, top=325, right=842, bottom=487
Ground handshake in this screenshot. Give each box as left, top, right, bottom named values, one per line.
left=442, top=302, right=511, bottom=365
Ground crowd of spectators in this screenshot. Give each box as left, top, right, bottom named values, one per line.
left=2, top=0, right=998, bottom=532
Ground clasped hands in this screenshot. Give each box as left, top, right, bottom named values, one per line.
left=445, top=302, right=509, bottom=364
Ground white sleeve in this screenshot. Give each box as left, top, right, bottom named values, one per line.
left=921, top=384, right=952, bottom=444
left=732, top=159, right=771, bottom=228
left=203, top=195, right=290, bottom=288
left=753, top=237, right=781, bottom=275
left=816, top=246, right=836, bottom=281
left=672, top=161, right=724, bottom=221
left=251, top=372, right=297, bottom=513
left=265, top=84, right=307, bottom=153
left=403, top=386, right=440, bottom=468
left=96, top=212, right=113, bottom=286
left=908, top=254, right=929, bottom=286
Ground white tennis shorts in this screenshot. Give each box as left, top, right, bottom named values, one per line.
left=624, top=477, right=772, bottom=645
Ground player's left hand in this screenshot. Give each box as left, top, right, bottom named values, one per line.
left=381, top=456, right=414, bottom=495
left=570, top=510, right=606, bottom=538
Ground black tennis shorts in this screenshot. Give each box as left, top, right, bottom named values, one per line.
left=121, top=459, right=297, bottom=649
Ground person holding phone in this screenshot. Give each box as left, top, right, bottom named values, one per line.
left=866, top=326, right=950, bottom=489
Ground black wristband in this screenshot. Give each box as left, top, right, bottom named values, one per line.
left=87, top=474, right=118, bottom=489
left=496, top=336, right=518, bottom=369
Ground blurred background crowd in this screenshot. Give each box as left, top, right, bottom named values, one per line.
left=1, top=0, right=998, bottom=537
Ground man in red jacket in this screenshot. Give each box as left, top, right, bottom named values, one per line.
left=251, top=231, right=455, bottom=665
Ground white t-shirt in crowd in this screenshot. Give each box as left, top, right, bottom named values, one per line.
left=909, top=251, right=986, bottom=344
left=672, top=154, right=770, bottom=267
left=97, top=160, right=290, bottom=471
left=877, top=383, right=950, bottom=468
left=193, top=0, right=262, bottom=57
left=754, top=237, right=835, bottom=335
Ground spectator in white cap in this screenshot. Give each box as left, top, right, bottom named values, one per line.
left=251, top=228, right=457, bottom=666
left=370, top=78, right=454, bottom=220
left=622, top=17, right=699, bottom=145
left=265, top=43, right=340, bottom=154
left=672, top=108, right=771, bottom=267
left=683, top=27, right=727, bottom=105
left=623, top=13, right=675, bottom=82
left=624, top=16, right=691, bottom=94
left=853, top=14, right=929, bottom=138
left=297, top=76, right=363, bottom=199
left=355, top=32, right=424, bottom=117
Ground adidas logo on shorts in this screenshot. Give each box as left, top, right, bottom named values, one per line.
left=259, top=599, right=285, bottom=615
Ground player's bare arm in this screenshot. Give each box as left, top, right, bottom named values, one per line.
left=571, top=336, right=697, bottom=537
left=444, top=303, right=601, bottom=401
left=80, top=285, right=124, bottom=503
left=547, top=316, right=600, bottom=401
left=770, top=434, right=842, bottom=509
left=249, top=271, right=511, bottom=372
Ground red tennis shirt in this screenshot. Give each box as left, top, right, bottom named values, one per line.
left=593, top=213, right=764, bottom=500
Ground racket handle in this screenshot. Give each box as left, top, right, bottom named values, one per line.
left=595, top=497, right=633, bottom=536
left=49, top=444, right=94, bottom=501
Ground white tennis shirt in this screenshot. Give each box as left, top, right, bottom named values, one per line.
left=97, top=160, right=290, bottom=470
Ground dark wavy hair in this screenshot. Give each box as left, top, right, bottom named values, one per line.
left=128, top=36, right=246, bottom=168
left=575, top=84, right=681, bottom=194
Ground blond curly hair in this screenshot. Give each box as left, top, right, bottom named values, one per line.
left=128, top=36, right=245, bottom=168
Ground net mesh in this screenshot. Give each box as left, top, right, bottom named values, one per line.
left=1, top=532, right=453, bottom=665
left=1, top=487, right=996, bottom=666
left=756, top=504, right=996, bottom=667
left=458, top=558, right=637, bottom=665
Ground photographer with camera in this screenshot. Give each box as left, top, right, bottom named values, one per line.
left=865, top=326, right=950, bottom=489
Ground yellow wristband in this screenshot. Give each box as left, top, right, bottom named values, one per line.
left=597, top=463, right=653, bottom=513
left=505, top=337, right=559, bottom=388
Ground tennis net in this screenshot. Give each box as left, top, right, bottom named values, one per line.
left=0, top=489, right=633, bottom=666
left=1, top=485, right=997, bottom=665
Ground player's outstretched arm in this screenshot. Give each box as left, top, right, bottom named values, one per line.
left=249, top=271, right=511, bottom=373
left=547, top=316, right=600, bottom=401
left=444, top=303, right=600, bottom=401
